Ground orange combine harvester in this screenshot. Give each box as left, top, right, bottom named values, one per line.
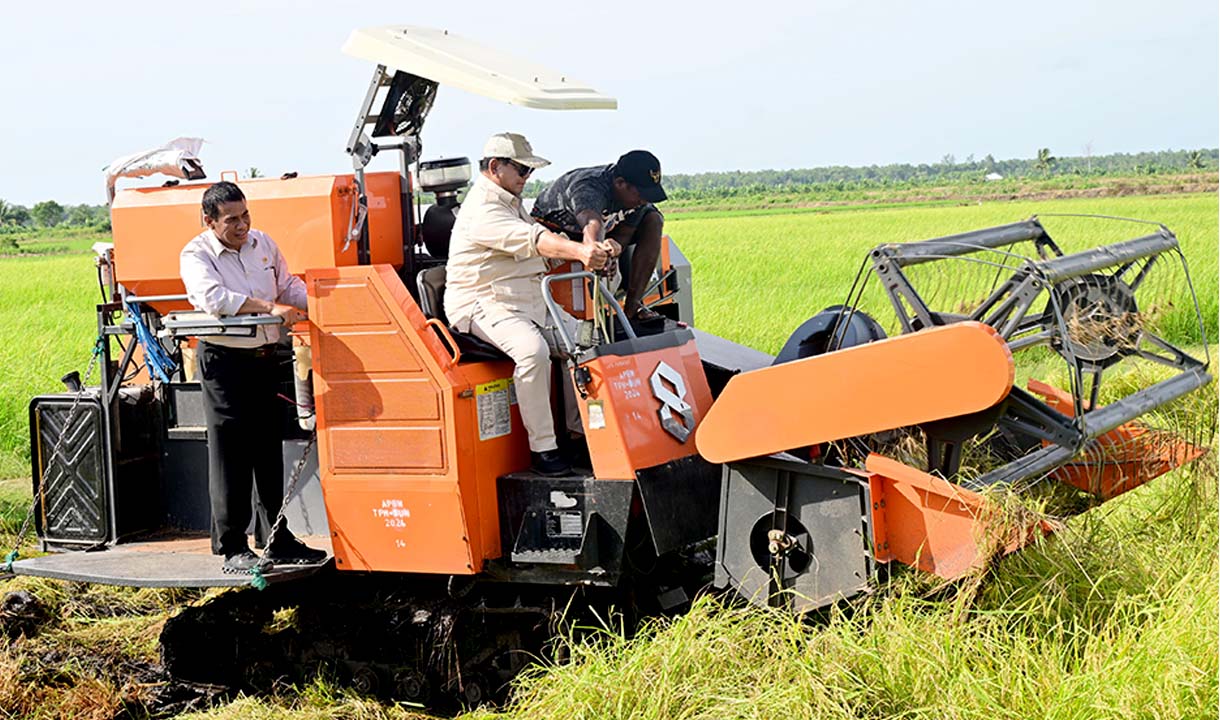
left=14, top=25, right=1212, bottom=706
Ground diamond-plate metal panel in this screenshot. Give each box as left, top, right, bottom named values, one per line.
left=31, top=395, right=108, bottom=544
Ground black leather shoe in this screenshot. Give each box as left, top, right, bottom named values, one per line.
left=531, top=450, right=572, bottom=477
left=222, top=550, right=272, bottom=574
left=264, top=538, right=329, bottom=566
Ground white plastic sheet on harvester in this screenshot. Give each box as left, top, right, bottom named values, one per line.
left=104, top=137, right=206, bottom=204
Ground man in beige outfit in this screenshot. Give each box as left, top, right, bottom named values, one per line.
left=445, top=133, right=616, bottom=476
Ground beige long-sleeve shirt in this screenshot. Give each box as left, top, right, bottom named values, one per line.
left=179, top=228, right=306, bottom=348
left=444, top=175, right=550, bottom=329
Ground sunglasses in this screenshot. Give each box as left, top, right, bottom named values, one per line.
left=501, top=158, right=534, bottom=178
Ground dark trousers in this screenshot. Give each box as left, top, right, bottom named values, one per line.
left=197, top=342, right=292, bottom=556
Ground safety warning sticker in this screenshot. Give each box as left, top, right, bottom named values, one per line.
left=586, top=400, right=606, bottom=430
left=476, top=378, right=513, bottom=441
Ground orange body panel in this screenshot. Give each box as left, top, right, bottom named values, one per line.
left=577, top=334, right=713, bottom=479
left=111, top=172, right=404, bottom=314
left=308, top=264, right=529, bottom=574
left=1028, top=379, right=1206, bottom=499
left=865, top=454, right=1047, bottom=579
left=696, top=322, right=1016, bottom=464
left=544, top=234, right=677, bottom=321
left=546, top=261, right=596, bottom=320
left=641, top=234, right=675, bottom=310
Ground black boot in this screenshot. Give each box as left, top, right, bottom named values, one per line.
left=222, top=550, right=272, bottom=574
left=264, top=537, right=329, bottom=566
left=530, top=449, right=572, bottom=476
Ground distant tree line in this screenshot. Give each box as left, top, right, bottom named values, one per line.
left=5, top=149, right=1214, bottom=223
left=0, top=199, right=110, bottom=233
left=657, top=148, right=1218, bottom=193
left=524, top=147, right=1217, bottom=198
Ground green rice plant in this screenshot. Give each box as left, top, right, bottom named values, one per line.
left=672, top=193, right=1217, bottom=355
left=0, top=253, right=99, bottom=479
left=493, top=459, right=1217, bottom=720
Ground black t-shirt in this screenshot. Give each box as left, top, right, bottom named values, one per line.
left=531, top=164, right=644, bottom=236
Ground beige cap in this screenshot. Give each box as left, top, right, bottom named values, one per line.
left=481, top=132, right=550, bottom=169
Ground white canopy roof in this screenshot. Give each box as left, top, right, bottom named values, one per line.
left=342, top=26, right=617, bottom=110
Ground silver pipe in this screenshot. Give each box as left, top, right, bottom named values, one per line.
left=541, top=272, right=636, bottom=355
left=293, top=344, right=315, bottom=431
left=122, top=293, right=189, bottom=303
left=162, top=314, right=285, bottom=328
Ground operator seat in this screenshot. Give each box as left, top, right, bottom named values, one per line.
left=415, top=266, right=508, bottom=362
left=417, top=265, right=450, bottom=323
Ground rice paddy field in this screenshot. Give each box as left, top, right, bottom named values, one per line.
left=668, top=194, right=1217, bottom=354
left=0, top=191, right=1216, bottom=719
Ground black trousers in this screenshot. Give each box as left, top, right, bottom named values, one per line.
left=197, top=341, right=293, bottom=555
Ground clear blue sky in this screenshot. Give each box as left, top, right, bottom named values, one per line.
left=1, top=0, right=1216, bottom=206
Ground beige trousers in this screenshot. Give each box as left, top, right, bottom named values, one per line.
left=466, top=307, right=583, bottom=452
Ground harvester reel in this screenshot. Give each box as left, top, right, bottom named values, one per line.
left=1046, top=273, right=1141, bottom=369
left=858, top=218, right=1210, bottom=493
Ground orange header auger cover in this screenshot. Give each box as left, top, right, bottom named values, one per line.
left=695, top=321, right=1016, bottom=464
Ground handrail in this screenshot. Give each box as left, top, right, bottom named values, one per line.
left=541, top=271, right=636, bottom=355
left=424, top=318, right=462, bottom=367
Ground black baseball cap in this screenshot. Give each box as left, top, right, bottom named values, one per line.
left=613, top=150, right=667, bottom=203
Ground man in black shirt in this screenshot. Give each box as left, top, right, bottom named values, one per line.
left=531, top=150, right=668, bottom=321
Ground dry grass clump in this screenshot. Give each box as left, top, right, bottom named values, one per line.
left=175, top=678, right=438, bottom=720
left=0, top=575, right=201, bottom=719
left=0, top=615, right=161, bottom=719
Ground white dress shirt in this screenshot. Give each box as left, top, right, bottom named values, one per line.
left=179, top=228, right=306, bottom=348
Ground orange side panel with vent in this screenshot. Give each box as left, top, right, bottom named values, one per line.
left=1027, top=379, right=1206, bottom=499
left=577, top=335, right=712, bottom=479
left=111, top=172, right=403, bottom=314
left=696, top=322, right=1015, bottom=464
left=308, top=264, right=529, bottom=574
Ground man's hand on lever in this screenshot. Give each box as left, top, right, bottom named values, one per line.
left=580, top=238, right=610, bottom=271
left=599, top=238, right=621, bottom=258
left=270, top=303, right=307, bottom=326
left=536, top=224, right=615, bottom=275
left=236, top=296, right=306, bottom=325
left=577, top=212, right=619, bottom=278
left=595, top=238, right=620, bottom=281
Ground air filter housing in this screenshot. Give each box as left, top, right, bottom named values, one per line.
left=418, top=157, right=471, bottom=196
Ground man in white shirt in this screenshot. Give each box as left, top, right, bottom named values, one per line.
left=445, top=133, right=616, bottom=475
left=180, top=181, right=327, bottom=573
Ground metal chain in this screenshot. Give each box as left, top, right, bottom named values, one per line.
left=246, top=427, right=316, bottom=590
left=3, top=336, right=105, bottom=575
left=265, top=431, right=316, bottom=545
